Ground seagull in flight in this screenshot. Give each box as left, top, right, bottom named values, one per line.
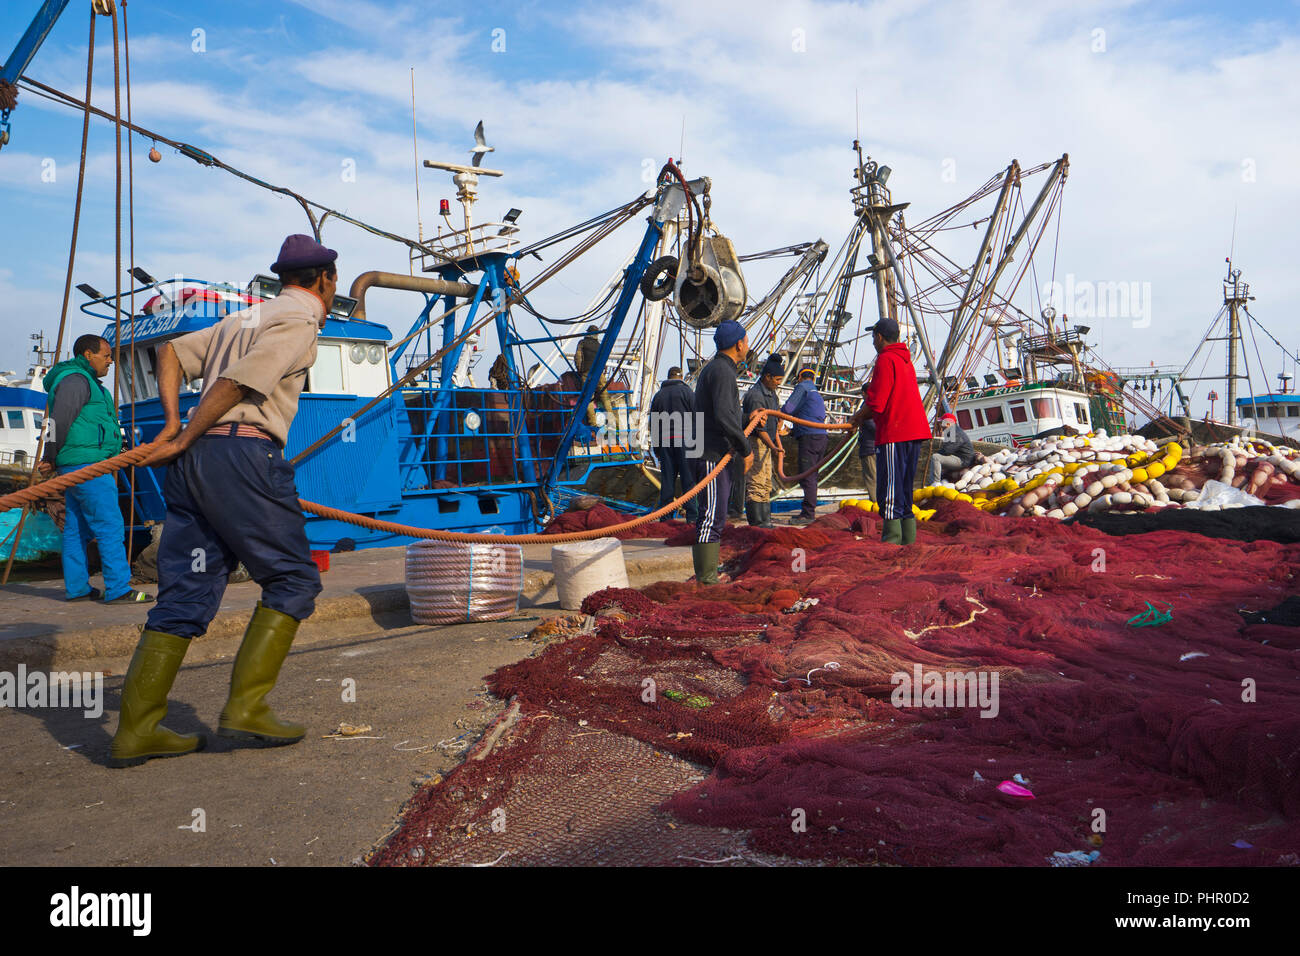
left=470, top=121, right=494, bottom=167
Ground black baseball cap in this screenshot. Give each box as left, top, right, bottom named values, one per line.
left=870, top=317, right=900, bottom=339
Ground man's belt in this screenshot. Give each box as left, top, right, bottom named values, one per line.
left=205, top=422, right=279, bottom=443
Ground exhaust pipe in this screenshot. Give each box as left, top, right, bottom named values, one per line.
left=349, top=271, right=479, bottom=319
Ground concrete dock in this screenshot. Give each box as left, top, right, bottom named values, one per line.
left=0, top=537, right=699, bottom=866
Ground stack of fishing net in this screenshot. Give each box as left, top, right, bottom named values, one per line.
left=374, top=498, right=1300, bottom=866
left=543, top=501, right=685, bottom=539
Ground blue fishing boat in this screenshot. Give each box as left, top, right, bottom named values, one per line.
left=76, top=159, right=712, bottom=552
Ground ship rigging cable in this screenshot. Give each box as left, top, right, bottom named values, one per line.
left=2, top=3, right=106, bottom=587
left=16, top=73, right=456, bottom=253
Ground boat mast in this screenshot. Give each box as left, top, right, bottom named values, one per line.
left=1223, top=259, right=1251, bottom=426
left=853, top=140, right=898, bottom=326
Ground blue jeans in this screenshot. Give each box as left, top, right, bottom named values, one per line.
left=59, top=464, right=131, bottom=601
left=146, top=436, right=322, bottom=639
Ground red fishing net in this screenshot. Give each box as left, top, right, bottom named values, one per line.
left=372, top=499, right=1300, bottom=866
left=542, top=502, right=687, bottom=539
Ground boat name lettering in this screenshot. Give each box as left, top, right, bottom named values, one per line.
left=103, top=312, right=183, bottom=345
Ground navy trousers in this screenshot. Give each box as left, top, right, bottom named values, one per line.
left=655, top=445, right=699, bottom=523
left=694, top=455, right=731, bottom=544
left=728, top=455, right=745, bottom=516
left=876, top=440, right=922, bottom=521
left=146, top=436, right=322, bottom=639
left=797, top=432, right=828, bottom=518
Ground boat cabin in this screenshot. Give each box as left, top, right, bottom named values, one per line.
left=97, top=275, right=392, bottom=405
left=954, top=381, right=1092, bottom=445
left=0, top=382, right=45, bottom=466
left=1236, top=393, right=1300, bottom=439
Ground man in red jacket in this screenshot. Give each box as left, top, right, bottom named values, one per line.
left=864, top=318, right=931, bottom=544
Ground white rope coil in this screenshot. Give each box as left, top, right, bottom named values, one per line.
left=551, top=537, right=628, bottom=611
left=405, top=541, right=524, bottom=624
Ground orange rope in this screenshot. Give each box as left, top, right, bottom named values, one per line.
left=300, top=411, right=849, bottom=543
left=772, top=428, right=857, bottom=483
left=0, top=442, right=159, bottom=510
left=0, top=413, right=850, bottom=543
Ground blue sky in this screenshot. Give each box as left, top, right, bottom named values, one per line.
left=2, top=0, right=1298, bottom=414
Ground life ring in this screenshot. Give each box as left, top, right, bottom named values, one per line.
left=640, top=255, right=678, bottom=302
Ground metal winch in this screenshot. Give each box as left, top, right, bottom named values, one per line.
left=674, top=233, right=747, bottom=328
left=639, top=176, right=748, bottom=329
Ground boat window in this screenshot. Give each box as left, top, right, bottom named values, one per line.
left=33, top=413, right=43, bottom=433
left=972, top=407, right=985, bottom=427
left=117, top=357, right=134, bottom=398
left=1075, top=403, right=1089, bottom=423
left=309, top=343, right=345, bottom=393
left=984, top=405, right=1005, bottom=425
left=1031, top=396, right=1056, bottom=418
left=1289, top=405, right=1299, bottom=418
left=135, top=348, right=158, bottom=401
left=957, top=409, right=974, bottom=430
left=7, top=410, right=24, bottom=429
left=1009, top=400, right=1028, bottom=423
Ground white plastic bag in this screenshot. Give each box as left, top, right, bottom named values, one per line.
left=1184, top=479, right=1264, bottom=510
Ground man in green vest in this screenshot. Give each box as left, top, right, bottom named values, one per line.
left=39, top=334, right=153, bottom=604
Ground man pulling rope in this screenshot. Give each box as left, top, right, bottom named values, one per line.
left=108, top=234, right=335, bottom=768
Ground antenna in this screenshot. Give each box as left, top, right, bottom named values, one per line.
left=1229, top=205, right=1237, bottom=263
left=855, top=87, right=860, bottom=142
left=422, top=123, right=504, bottom=258
left=411, top=68, right=424, bottom=257
left=679, top=116, right=686, bottom=166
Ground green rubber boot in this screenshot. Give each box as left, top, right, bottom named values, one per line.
left=758, top=501, right=774, bottom=529
left=900, top=516, right=918, bottom=545
left=217, top=603, right=305, bottom=746
left=881, top=518, right=903, bottom=545
left=692, top=541, right=721, bottom=585
left=745, top=501, right=761, bottom=527
left=109, top=630, right=206, bottom=768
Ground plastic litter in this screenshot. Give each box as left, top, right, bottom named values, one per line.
left=663, top=689, right=711, bottom=709
left=996, top=781, right=1034, bottom=799
left=1127, top=601, right=1173, bottom=627
left=1185, top=479, right=1264, bottom=511
left=781, top=597, right=821, bottom=614
left=1049, top=850, right=1100, bottom=867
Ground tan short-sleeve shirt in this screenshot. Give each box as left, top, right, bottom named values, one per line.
left=170, top=286, right=324, bottom=444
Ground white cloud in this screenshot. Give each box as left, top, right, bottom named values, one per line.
left=3, top=0, right=1297, bottom=412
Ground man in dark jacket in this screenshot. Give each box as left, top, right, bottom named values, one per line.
left=780, top=367, right=828, bottom=522
left=39, top=334, right=152, bottom=604
left=648, top=367, right=698, bottom=523
left=742, top=355, right=783, bottom=527
left=928, top=411, right=975, bottom=484
left=864, top=318, right=931, bottom=545
left=692, top=320, right=753, bottom=584
left=847, top=381, right=877, bottom=499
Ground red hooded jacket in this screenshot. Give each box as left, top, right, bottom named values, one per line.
left=865, top=342, right=931, bottom=444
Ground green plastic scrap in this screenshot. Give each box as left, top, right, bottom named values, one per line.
left=663, top=689, right=711, bottom=708
left=1126, top=601, right=1173, bottom=628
